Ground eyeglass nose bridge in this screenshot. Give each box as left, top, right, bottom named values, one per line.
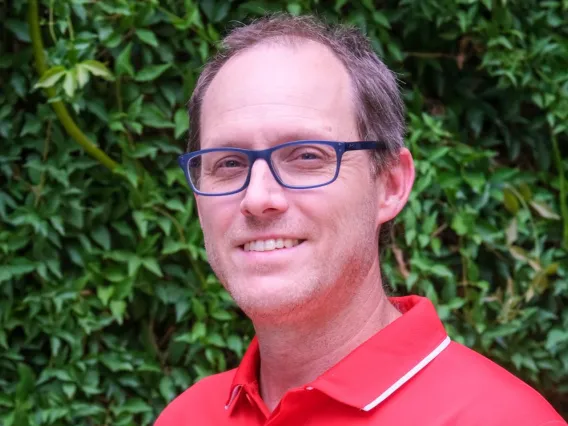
left=243, top=147, right=286, bottom=190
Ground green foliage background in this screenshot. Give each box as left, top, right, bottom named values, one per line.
left=1, top=0, right=567, bottom=424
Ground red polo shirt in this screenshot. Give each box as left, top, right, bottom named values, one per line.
left=155, top=296, right=565, bottom=425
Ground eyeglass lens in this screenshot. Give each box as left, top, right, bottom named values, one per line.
left=188, top=143, right=338, bottom=194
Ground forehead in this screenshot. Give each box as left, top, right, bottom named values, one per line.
left=200, top=40, right=358, bottom=148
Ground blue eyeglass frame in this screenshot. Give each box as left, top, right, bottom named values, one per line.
left=177, top=140, right=386, bottom=196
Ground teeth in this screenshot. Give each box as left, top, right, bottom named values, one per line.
left=244, top=238, right=300, bottom=252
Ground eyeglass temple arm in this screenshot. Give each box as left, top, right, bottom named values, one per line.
left=344, top=141, right=384, bottom=151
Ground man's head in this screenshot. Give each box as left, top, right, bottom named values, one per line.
left=186, top=14, right=414, bottom=324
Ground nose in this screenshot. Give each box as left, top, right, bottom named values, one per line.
left=240, top=160, right=289, bottom=218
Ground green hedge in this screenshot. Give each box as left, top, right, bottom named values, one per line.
left=1, top=0, right=567, bottom=424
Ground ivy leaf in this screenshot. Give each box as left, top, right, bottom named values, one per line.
left=79, top=60, right=115, bottom=81
left=546, top=329, right=568, bottom=351
left=135, top=64, right=171, bottom=82
left=227, top=335, right=244, bottom=356
left=76, top=64, right=90, bottom=87
left=119, top=398, right=152, bottom=414
left=20, top=114, right=42, bottom=136
left=192, top=298, right=207, bottom=320
left=34, top=66, right=66, bottom=89
left=503, top=188, right=520, bottom=214
left=127, top=256, right=142, bottom=276
left=191, top=322, right=207, bottom=341
left=162, top=239, right=187, bottom=255
left=63, top=383, right=77, bottom=400
left=6, top=19, right=30, bottom=42
left=136, top=29, right=159, bottom=47
left=91, top=226, right=111, bottom=250
left=15, top=363, right=35, bottom=403
left=142, top=257, right=163, bottom=277
left=530, top=201, right=560, bottom=220
left=174, top=109, right=189, bottom=139
left=100, top=354, right=133, bottom=373
left=139, top=104, right=175, bottom=128
left=206, top=333, right=226, bottom=348
left=97, top=286, right=114, bottom=306
left=110, top=300, right=126, bottom=324
left=506, top=218, right=518, bottom=245
left=133, top=211, right=148, bottom=237
left=372, top=11, right=391, bottom=28
left=165, top=198, right=185, bottom=212
left=451, top=212, right=470, bottom=236
left=159, top=376, right=176, bottom=401
left=287, top=3, right=302, bottom=16
left=430, top=264, right=453, bottom=279
left=210, top=310, right=233, bottom=321
left=63, top=70, right=77, bottom=97
left=116, top=43, right=134, bottom=76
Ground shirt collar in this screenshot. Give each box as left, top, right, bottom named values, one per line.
left=225, top=337, right=260, bottom=412
left=225, top=296, right=449, bottom=413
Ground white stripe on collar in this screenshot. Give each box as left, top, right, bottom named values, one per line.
left=362, top=336, right=451, bottom=412
left=225, top=385, right=243, bottom=410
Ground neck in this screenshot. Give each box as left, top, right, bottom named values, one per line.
left=254, top=262, right=401, bottom=412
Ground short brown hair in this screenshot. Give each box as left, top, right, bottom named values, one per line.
left=187, top=13, right=405, bottom=248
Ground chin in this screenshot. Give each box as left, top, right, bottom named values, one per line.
left=227, top=275, right=321, bottom=323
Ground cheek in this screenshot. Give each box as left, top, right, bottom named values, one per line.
left=323, top=177, right=378, bottom=234
left=296, top=187, right=372, bottom=239
left=333, top=169, right=374, bottom=205
left=197, top=200, right=234, bottom=243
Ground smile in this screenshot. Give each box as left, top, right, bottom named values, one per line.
left=243, top=238, right=303, bottom=252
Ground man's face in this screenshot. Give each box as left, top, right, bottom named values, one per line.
left=196, top=41, right=385, bottom=324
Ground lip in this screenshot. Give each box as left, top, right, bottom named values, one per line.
left=237, top=240, right=306, bottom=263
left=235, top=238, right=306, bottom=258
left=234, top=235, right=304, bottom=248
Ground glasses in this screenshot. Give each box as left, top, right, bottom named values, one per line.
left=178, top=140, right=385, bottom=196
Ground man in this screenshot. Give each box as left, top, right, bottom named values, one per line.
left=156, top=14, right=565, bottom=426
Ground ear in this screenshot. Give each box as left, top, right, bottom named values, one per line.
left=375, top=148, right=415, bottom=226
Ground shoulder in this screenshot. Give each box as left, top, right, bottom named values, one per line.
left=154, top=369, right=236, bottom=426
left=437, top=342, right=565, bottom=425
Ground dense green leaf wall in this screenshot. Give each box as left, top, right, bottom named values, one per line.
left=1, top=0, right=567, bottom=424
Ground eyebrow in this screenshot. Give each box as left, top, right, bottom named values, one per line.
left=207, top=127, right=335, bottom=149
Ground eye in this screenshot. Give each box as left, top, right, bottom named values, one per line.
left=220, top=159, right=244, bottom=168
left=289, top=147, right=326, bottom=161
left=299, top=152, right=319, bottom=160
left=212, top=155, right=248, bottom=171
left=273, top=144, right=335, bottom=167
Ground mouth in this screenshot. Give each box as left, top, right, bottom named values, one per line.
left=242, top=238, right=304, bottom=252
